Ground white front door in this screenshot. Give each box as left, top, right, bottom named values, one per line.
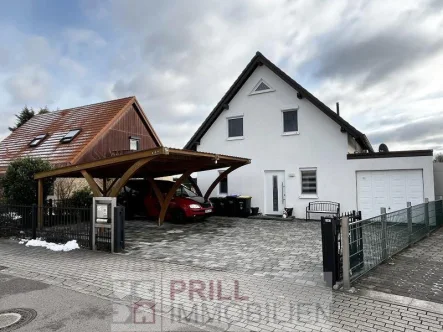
left=264, top=171, right=285, bottom=215
left=357, top=170, right=424, bottom=219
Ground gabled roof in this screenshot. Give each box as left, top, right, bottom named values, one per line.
left=0, top=96, right=162, bottom=170
left=184, top=52, right=374, bottom=152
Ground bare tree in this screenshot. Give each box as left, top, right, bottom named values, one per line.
left=54, top=178, right=87, bottom=200
left=434, top=153, right=443, bottom=163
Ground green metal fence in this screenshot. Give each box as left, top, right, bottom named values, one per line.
left=348, top=200, right=443, bottom=282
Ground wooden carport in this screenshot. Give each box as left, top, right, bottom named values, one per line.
left=34, top=147, right=250, bottom=225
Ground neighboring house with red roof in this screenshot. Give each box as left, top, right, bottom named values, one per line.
left=0, top=96, right=162, bottom=174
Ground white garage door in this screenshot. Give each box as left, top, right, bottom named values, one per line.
left=357, top=170, right=424, bottom=219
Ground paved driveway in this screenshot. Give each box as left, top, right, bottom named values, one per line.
left=124, top=216, right=325, bottom=286
left=355, top=227, right=443, bottom=304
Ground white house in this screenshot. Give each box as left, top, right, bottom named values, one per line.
left=185, top=52, right=435, bottom=220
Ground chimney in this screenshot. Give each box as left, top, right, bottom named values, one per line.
left=336, top=102, right=340, bottom=116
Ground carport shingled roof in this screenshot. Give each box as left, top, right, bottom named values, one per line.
left=0, top=96, right=160, bottom=171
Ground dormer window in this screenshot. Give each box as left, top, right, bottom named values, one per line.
left=60, top=129, right=81, bottom=143
left=29, top=134, right=47, bottom=147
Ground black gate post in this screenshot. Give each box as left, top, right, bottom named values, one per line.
left=114, top=206, right=125, bottom=253
left=320, top=216, right=341, bottom=287
left=31, top=204, right=37, bottom=239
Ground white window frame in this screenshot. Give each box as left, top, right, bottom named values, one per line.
left=299, top=167, right=318, bottom=198
left=249, top=78, right=275, bottom=95
left=226, top=116, right=244, bottom=141
left=281, top=107, right=299, bottom=136
left=218, top=170, right=228, bottom=195
left=129, top=137, right=140, bottom=151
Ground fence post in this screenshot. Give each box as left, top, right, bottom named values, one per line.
left=31, top=204, right=37, bottom=240
left=90, top=205, right=94, bottom=250
left=381, top=207, right=388, bottom=260
left=341, top=216, right=350, bottom=290
left=440, top=200, right=443, bottom=227
left=424, top=198, right=430, bottom=236
left=407, top=202, right=412, bottom=245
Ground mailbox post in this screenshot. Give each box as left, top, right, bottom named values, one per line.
left=92, top=197, right=117, bottom=253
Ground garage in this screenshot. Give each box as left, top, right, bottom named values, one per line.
left=357, top=169, right=424, bottom=219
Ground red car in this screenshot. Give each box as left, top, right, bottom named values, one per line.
left=119, top=179, right=213, bottom=221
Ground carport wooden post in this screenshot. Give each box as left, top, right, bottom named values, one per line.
left=37, top=178, right=44, bottom=228
left=81, top=170, right=103, bottom=197
left=158, top=169, right=195, bottom=226
left=204, top=164, right=242, bottom=200
left=187, top=176, right=202, bottom=197
left=146, top=177, right=164, bottom=206
left=108, top=156, right=157, bottom=197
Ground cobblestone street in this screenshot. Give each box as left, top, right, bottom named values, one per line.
left=355, top=227, right=443, bottom=304
left=1, top=217, right=443, bottom=331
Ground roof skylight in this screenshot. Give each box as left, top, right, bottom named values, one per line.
left=29, top=134, right=47, bottom=147
left=60, top=129, right=81, bottom=143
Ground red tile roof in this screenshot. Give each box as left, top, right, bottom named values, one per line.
left=0, top=96, right=136, bottom=170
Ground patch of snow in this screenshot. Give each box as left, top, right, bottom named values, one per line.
left=166, top=230, right=184, bottom=234
left=22, top=238, right=80, bottom=252
left=1, top=212, right=21, bottom=220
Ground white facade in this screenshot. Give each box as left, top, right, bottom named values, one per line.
left=195, top=65, right=435, bottom=219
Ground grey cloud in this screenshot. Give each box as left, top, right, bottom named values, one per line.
left=314, top=28, right=443, bottom=88
left=368, top=116, right=443, bottom=147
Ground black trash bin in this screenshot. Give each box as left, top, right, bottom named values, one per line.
left=225, top=196, right=238, bottom=217
left=209, top=197, right=227, bottom=216
left=251, top=207, right=259, bottom=216
left=237, top=196, right=252, bottom=217
left=284, top=207, right=293, bottom=217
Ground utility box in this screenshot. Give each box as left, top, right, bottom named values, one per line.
left=92, top=197, right=116, bottom=253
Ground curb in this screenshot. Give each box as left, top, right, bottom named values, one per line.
left=357, top=289, right=443, bottom=315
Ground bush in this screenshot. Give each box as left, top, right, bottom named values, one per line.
left=70, top=187, right=93, bottom=208
left=1, top=157, right=53, bottom=206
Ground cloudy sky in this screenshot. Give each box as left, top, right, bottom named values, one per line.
left=0, top=0, right=442, bottom=153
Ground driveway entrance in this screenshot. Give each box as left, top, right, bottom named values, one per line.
left=123, top=216, right=324, bottom=286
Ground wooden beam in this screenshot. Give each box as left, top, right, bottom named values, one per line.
left=102, top=178, right=107, bottom=196
left=34, top=147, right=167, bottom=179
left=38, top=179, right=44, bottom=228
left=105, top=178, right=119, bottom=196
left=81, top=170, right=103, bottom=197
left=187, top=176, right=202, bottom=197
left=146, top=177, right=164, bottom=206
left=204, top=165, right=242, bottom=200
left=108, top=156, right=157, bottom=197
left=158, top=169, right=195, bottom=225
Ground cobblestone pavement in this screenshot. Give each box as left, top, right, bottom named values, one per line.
left=355, top=227, right=443, bottom=304
left=2, top=237, right=443, bottom=331
left=123, top=217, right=324, bottom=286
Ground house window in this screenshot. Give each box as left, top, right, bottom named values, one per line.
left=301, top=169, right=317, bottom=195
left=129, top=137, right=140, bottom=151
left=29, top=133, right=47, bottom=147
left=60, top=129, right=81, bottom=143
left=219, top=171, right=228, bottom=195
left=283, top=109, right=298, bottom=133
left=250, top=79, right=275, bottom=95
left=228, top=117, right=243, bottom=138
